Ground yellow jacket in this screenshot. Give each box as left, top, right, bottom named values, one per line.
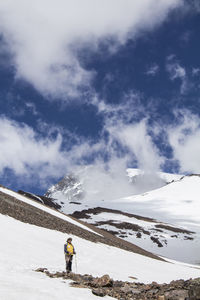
left=64, top=243, right=75, bottom=255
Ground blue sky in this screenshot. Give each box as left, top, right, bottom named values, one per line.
left=0, top=0, right=200, bottom=195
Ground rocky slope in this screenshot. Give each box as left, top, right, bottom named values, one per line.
left=36, top=268, right=200, bottom=300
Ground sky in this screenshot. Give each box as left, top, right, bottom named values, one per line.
left=0, top=0, right=200, bottom=195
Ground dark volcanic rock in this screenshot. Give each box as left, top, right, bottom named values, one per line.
left=70, top=206, right=156, bottom=222
left=155, top=224, right=194, bottom=234
left=150, top=236, right=163, bottom=247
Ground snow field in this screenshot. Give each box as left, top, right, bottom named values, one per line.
left=81, top=211, right=200, bottom=264
left=0, top=213, right=200, bottom=300
left=0, top=214, right=111, bottom=300
left=104, top=176, right=200, bottom=231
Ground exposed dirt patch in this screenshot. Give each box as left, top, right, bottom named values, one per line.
left=155, top=224, right=194, bottom=234
left=70, top=207, right=156, bottom=222
left=95, top=220, right=151, bottom=236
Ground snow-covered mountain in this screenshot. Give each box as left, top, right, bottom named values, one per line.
left=45, top=174, right=85, bottom=205
left=44, top=169, right=200, bottom=265
left=45, top=168, right=182, bottom=212
left=0, top=185, right=200, bottom=299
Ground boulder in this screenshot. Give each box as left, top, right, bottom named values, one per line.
left=92, top=275, right=113, bottom=288
left=157, top=296, right=165, bottom=300
left=92, top=288, right=106, bottom=297
left=164, top=289, right=188, bottom=300
left=35, top=267, right=47, bottom=273
left=188, top=284, right=200, bottom=299
left=120, top=284, right=132, bottom=293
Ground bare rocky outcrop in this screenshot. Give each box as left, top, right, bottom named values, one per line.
left=35, top=268, right=200, bottom=300
left=18, top=190, right=61, bottom=210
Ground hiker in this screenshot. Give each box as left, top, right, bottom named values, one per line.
left=64, top=237, right=76, bottom=273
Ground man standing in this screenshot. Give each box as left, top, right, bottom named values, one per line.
left=64, top=237, right=76, bottom=273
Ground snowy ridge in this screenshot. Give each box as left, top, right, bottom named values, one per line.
left=0, top=186, right=100, bottom=236
left=45, top=168, right=183, bottom=214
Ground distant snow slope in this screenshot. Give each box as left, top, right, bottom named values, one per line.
left=44, top=172, right=200, bottom=264
left=126, top=168, right=182, bottom=184
left=113, top=175, right=200, bottom=230
left=1, top=213, right=200, bottom=300
left=75, top=207, right=199, bottom=264
left=91, top=175, right=200, bottom=264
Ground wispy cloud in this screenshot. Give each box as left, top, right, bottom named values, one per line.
left=0, top=0, right=182, bottom=100
left=0, top=117, right=67, bottom=182
left=167, top=110, right=200, bottom=174
left=192, top=67, right=200, bottom=76
left=145, top=63, right=159, bottom=76
left=25, top=102, right=39, bottom=116
left=166, top=55, right=190, bottom=94
left=0, top=91, right=166, bottom=194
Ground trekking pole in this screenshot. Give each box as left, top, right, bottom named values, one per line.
left=75, top=254, right=78, bottom=274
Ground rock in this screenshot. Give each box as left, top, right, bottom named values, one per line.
left=70, top=282, right=85, bottom=288
left=113, top=280, right=124, bottom=287
left=35, top=267, right=47, bottom=273
left=35, top=268, right=200, bottom=300
left=92, top=288, right=106, bottom=297
left=188, top=284, right=200, bottom=299
left=157, top=296, right=165, bottom=300
left=164, top=289, right=188, bottom=300
left=82, top=275, right=93, bottom=283
left=68, top=273, right=82, bottom=282
left=131, top=288, right=141, bottom=295
left=92, top=275, right=113, bottom=288
left=120, top=284, right=132, bottom=293
left=151, top=288, right=159, bottom=294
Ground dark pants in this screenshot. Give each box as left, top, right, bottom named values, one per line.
left=65, top=254, right=73, bottom=272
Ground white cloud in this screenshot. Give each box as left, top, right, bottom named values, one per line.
left=72, top=115, right=166, bottom=201
left=166, top=56, right=189, bottom=94
left=106, top=119, right=164, bottom=172
left=146, top=64, right=159, bottom=76
left=0, top=95, right=167, bottom=194
left=25, top=102, right=39, bottom=116
left=0, top=117, right=67, bottom=179
left=0, top=0, right=182, bottom=99
left=192, top=67, right=200, bottom=76
left=167, top=110, right=200, bottom=174
left=0, top=116, right=111, bottom=187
